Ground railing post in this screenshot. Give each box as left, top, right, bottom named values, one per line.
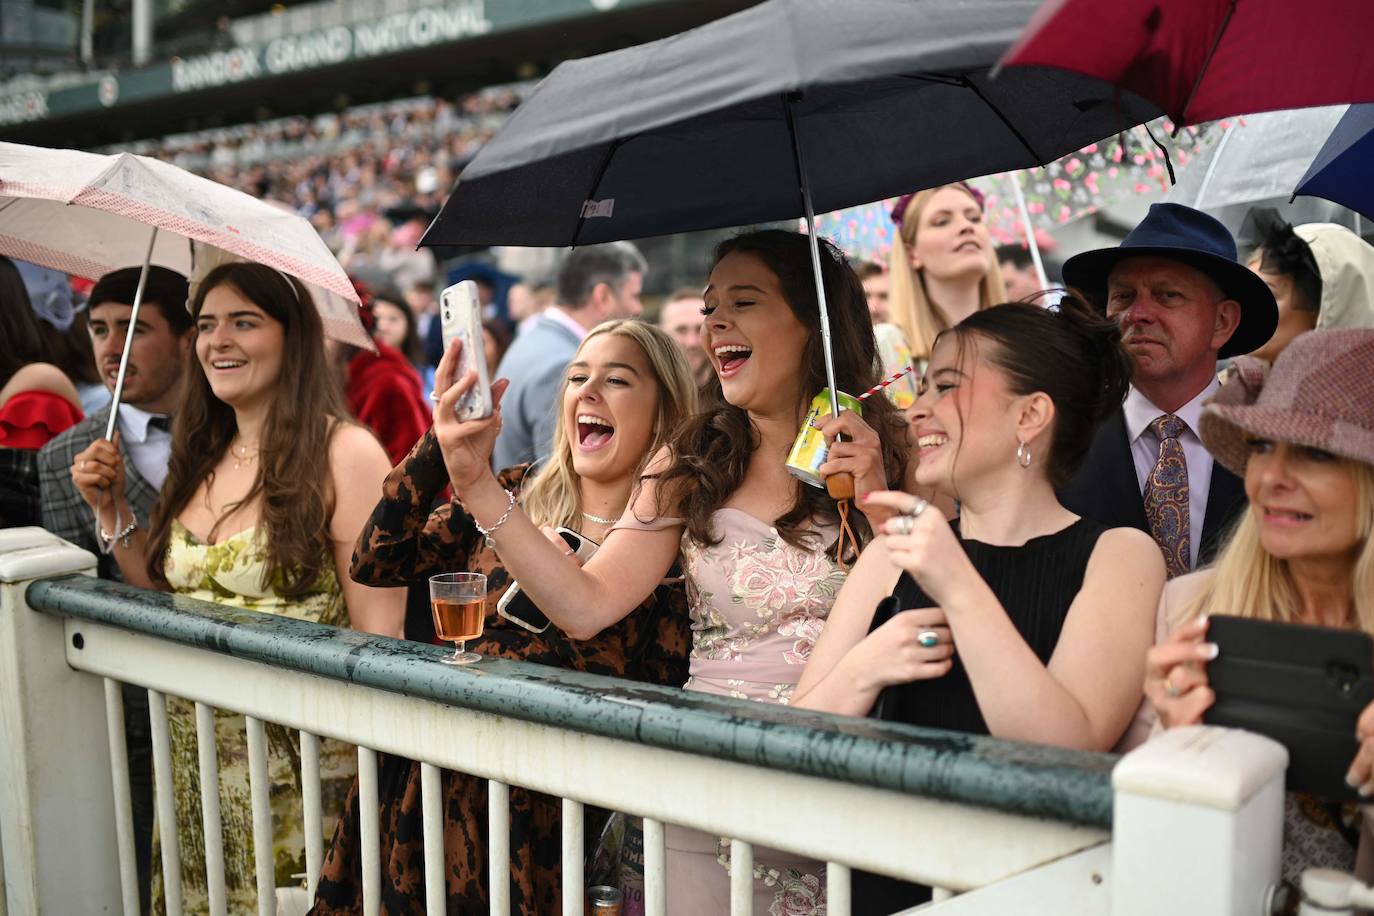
left=0, top=527, right=120, bottom=913
left=1111, top=725, right=1288, bottom=916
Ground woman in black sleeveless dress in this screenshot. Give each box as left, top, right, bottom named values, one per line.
left=795, top=301, right=1169, bottom=912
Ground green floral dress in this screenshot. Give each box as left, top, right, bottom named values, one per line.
left=153, top=520, right=353, bottom=915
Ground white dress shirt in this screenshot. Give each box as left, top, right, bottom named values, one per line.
left=541, top=305, right=590, bottom=342
left=1122, top=379, right=1219, bottom=570
left=116, top=404, right=172, bottom=491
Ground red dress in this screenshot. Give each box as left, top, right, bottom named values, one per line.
left=0, top=390, right=83, bottom=449
left=344, top=341, right=432, bottom=466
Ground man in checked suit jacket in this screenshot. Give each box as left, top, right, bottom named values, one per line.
left=1059, top=204, right=1279, bottom=572
left=38, top=265, right=193, bottom=915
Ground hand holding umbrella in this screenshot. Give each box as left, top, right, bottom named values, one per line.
left=71, top=433, right=135, bottom=549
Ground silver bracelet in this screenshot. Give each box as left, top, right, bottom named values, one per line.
left=99, top=513, right=138, bottom=551
left=473, top=488, right=517, bottom=548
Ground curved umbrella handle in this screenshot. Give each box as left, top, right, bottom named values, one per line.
left=826, top=472, right=855, bottom=501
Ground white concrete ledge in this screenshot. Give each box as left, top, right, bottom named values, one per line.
left=1113, top=726, right=1289, bottom=811
left=0, top=527, right=95, bottom=584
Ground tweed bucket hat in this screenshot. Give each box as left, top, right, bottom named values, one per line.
left=1200, top=328, right=1374, bottom=478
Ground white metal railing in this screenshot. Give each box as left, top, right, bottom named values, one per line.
left=0, top=527, right=1292, bottom=915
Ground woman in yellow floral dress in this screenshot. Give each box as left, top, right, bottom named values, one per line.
left=77, top=261, right=406, bottom=913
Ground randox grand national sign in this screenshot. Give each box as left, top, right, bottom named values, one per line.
left=0, top=0, right=669, bottom=129
left=170, top=1, right=492, bottom=93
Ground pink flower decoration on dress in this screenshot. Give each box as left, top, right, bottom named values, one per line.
left=769, top=872, right=825, bottom=916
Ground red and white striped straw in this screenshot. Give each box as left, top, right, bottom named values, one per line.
left=858, top=364, right=916, bottom=400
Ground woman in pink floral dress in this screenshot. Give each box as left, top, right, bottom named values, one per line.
left=433, top=231, right=907, bottom=914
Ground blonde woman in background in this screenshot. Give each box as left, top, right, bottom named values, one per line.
left=887, top=183, right=1007, bottom=365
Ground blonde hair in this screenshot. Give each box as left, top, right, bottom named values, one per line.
left=888, top=184, right=1007, bottom=360
left=1175, top=459, right=1374, bottom=630
left=519, top=319, right=698, bottom=531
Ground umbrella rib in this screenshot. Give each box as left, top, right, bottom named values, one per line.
left=898, top=72, right=1046, bottom=163
left=1177, top=0, right=1237, bottom=128
left=957, top=76, right=1048, bottom=166
left=569, top=137, right=628, bottom=248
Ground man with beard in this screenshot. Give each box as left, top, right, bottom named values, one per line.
left=1058, top=204, right=1278, bottom=577
left=38, top=264, right=193, bottom=915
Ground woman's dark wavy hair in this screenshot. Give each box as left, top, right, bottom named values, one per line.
left=1254, top=212, right=1322, bottom=313
left=655, top=229, right=907, bottom=551
left=0, top=256, right=53, bottom=386
left=146, top=263, right=351, bottom=596
left=939, top=297, right=1132, bottom=489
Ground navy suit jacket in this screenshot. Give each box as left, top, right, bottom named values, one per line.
left=1058, top=409, right=1247, bottom=568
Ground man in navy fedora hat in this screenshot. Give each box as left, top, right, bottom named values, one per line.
left=1059, top=203, right=1278, bottom=577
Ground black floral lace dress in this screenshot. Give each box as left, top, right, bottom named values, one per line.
left=310, top=430, right=691, bottom=915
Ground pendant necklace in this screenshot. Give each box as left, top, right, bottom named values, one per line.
left=232, top=439, right=259, bottom=471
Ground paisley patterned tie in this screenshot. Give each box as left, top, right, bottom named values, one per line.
left=1144, top=414, right=1191, bottom=578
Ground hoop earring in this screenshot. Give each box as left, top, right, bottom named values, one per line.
left=1016, top=440, right=1032, bottom=469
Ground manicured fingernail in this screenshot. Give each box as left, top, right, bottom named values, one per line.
left=1199, top=643, right=1219, bottom=660
left=1362, top=781, right=1374, bottom=798
left=1347, top=771, right=1360, bottom=788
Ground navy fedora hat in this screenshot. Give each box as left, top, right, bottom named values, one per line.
left=1062, top=203, right=1278, bottom=358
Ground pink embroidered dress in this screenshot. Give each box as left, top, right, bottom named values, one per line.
left=618, top=507, right=846, bottom=916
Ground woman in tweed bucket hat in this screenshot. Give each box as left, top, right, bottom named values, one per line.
left=1140, top=328, right=1374, bottom=891
left=1201, top=328, right=1374, bottom=477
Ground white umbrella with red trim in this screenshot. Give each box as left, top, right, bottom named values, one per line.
left=0, top=141, right=370, bottom=439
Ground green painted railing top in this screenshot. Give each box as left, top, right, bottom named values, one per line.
left=28, top=574, right=1116, bottom=827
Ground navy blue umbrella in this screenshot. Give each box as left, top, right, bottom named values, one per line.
left=1293, top=104, right=1374, bottom=222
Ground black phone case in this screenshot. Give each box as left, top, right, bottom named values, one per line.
left=1203, top=615, right=1374, bottom=801
left=500, top=530, right=587, bottom=633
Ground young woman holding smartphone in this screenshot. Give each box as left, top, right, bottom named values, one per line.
left=312, top=319, right=698, bottom=913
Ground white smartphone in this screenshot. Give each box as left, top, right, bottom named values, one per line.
left=495, top=528, right=599, bottom=634
left=439, top=279, right=493, bottom=421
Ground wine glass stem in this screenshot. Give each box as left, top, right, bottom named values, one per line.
left=454, top=639, right=466, bottom=662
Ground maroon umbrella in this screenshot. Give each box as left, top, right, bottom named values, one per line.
left=999, top=0, right=1374, bottom=127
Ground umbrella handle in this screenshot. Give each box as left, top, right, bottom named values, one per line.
left=826, top=471, right=855, bottom=501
